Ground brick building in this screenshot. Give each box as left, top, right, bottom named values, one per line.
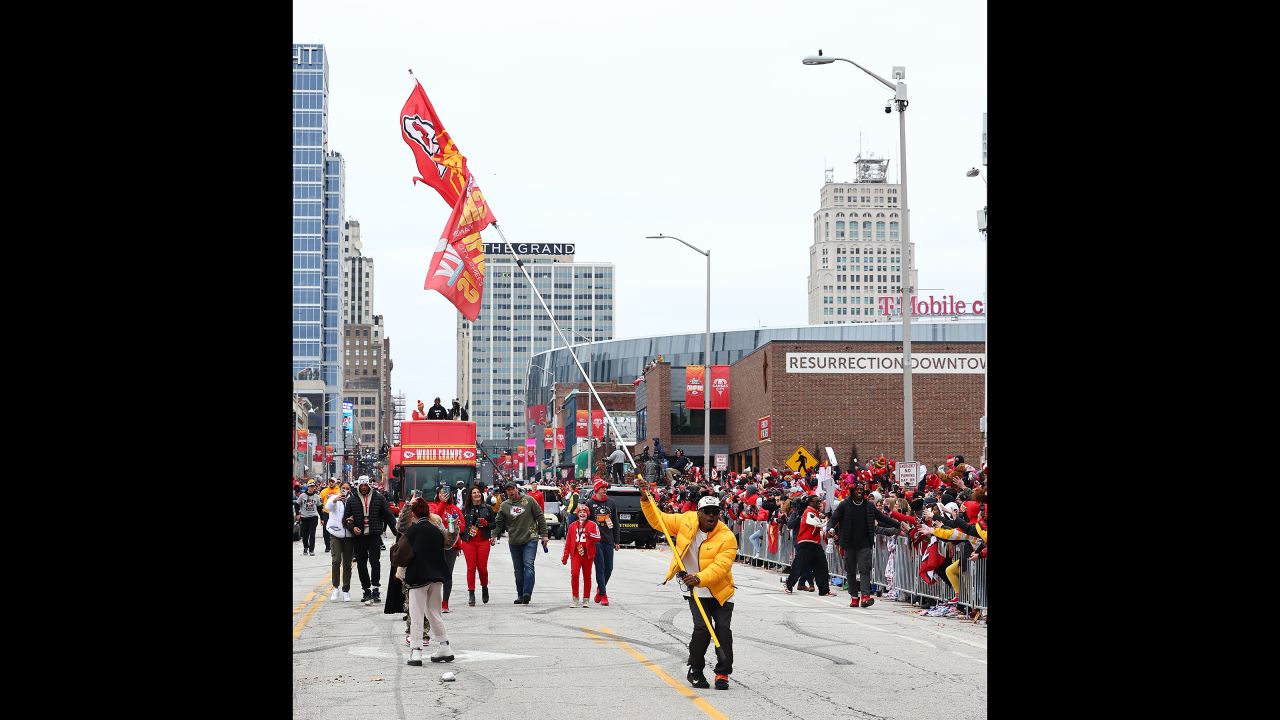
left=725, top=340, right=983, bottom=473
left=525, top=320, right=986, bottom=475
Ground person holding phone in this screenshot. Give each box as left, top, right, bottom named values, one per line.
left=325, top=482, right=354, bottom=601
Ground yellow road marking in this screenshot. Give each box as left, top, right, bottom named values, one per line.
left=593, top=626, right=729, bottom=720
left=293, top=578, right=331, bottom=615
left=292, top=576, right=332, bottom=640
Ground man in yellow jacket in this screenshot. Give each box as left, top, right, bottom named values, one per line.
left=638, top=477, right=737, bottom=691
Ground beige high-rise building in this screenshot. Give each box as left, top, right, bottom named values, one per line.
left=343, top=219, right=374, bottom=325
left=806, top=156, right=918, bottom=325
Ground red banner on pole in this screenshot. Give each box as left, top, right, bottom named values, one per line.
left=592, top=409, right=604, bottom=439
left=686, top=365, right=705, bottom=407
left=527, top=404, right=547, bottom=425
left=710, top=365, right=731, bottom=409
left=525, top=438, right=537, bottom=467
left=576, top=410, right=588, bottom=438
left=758, top=416, right=771, bottom=443
left=297, top=430, right=308, bottom=454
left=556, top=427, right=566, bottom=450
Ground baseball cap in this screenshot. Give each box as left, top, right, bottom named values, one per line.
left=697, top=495, right=722, bottom=510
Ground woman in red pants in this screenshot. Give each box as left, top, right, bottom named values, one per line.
left=460, top=486, right=496, bottom=606
left=561, top=504, right=601, bottom=608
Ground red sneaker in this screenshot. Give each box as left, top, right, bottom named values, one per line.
left=441, top=601, right=450, bottom=613
left=594, top=593, right=602, bottom=604
left=600, top=595, right=610, bottom=606
left=860, top=595, right=875, bottom=608
left=849, top=596, right=859, bottom=608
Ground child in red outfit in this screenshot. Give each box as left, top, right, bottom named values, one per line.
left=561, top=505, right=601, bottom=607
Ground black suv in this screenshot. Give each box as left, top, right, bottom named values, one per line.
left=593, top=486, right=661, bottom=548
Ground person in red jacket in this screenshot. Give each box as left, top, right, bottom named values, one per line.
left=429, top=485, right=465, bottom=612
left=561, top=504, right=601, bottom=607
left=528, top=485, right=546, bottom=512
left=783, top=494, right=836, bottom=596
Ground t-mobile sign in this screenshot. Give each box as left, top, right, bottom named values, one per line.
left=878, top=295, right=984, bottom=316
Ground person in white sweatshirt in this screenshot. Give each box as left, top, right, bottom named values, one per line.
left=325, top=482, right=356, bottom=601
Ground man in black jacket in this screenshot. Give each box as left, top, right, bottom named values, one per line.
left=427, top=397, right=449, bottom=420
left=348, top=476, right=400, bottom=605
left=827, top=479, right=896, bottom=609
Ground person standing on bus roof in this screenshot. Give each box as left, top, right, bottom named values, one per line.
left=427, top=398, right=449, bottom=420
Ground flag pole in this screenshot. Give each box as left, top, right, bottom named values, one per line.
left=490, top=222, right=719, bottom=648
left=490, top=222, right=639, bottom=473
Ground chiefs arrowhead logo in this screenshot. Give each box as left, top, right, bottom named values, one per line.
left=403, top=450, right=416, bottom=460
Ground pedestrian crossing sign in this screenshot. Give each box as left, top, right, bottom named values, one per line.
left=785, top=446, right=818, bottom=473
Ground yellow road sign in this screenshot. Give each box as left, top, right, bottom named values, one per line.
left=785, top=446, right=818, bottom=473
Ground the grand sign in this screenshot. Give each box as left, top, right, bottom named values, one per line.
left=785, top=353, right=985, bottom=374
left=484, top=242, right=576, bottom=256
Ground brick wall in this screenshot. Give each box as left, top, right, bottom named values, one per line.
left=730, top=340, right=984, bottom=470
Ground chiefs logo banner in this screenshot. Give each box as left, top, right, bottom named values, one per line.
left=592, top=409, right=604, bottom=439
left=576, top=410, right=589, bottom=438
left=686, top=365, right=705, bottom=407
left=401, top=79, right=496, bottom=322
left=556, top=427, right=566, bottom=450
left=400, top=79, right=468, bottom=207
left=710, top=365, right=730, bottom=409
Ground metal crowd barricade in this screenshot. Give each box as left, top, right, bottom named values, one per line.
left=733, top=522, right=987, bottom=614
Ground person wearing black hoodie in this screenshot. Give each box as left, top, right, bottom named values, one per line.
left=827, top=479, right=902, bottom=608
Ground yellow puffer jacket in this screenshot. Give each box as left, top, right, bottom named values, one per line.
left=640, top=497, right=737, bottom=604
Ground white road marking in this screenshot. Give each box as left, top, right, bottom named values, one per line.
left=817, top=612, right=937, bottom=648
left=950, top=650, right=988, bottom=665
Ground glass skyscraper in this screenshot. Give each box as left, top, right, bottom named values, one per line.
left=293, top=43, right=345, bottom=464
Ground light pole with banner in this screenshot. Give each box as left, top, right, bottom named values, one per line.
left=646, top=234, right=711, bottom=479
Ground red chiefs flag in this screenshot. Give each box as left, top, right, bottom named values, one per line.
left=591, top=409, right=604, bottom=439
left=685, top=365, right=705, bottom=407
left=400, top=79, right=468, bottom=207
left=576, top=410, right=588, bottom=438
left=424, top=172, right=493, bottom=321
left=710, top=365, right=730, bottom=409
left=556, top=427, right=566, bottom=450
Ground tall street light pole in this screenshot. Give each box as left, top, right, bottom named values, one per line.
left=803, top=51, right=914, bottom=470
left=647, top=234, right=711, bottom=479
left=967, top=167, right=987, bottom=464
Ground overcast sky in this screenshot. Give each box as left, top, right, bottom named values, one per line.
left=293, top=0, right=987, bottom=407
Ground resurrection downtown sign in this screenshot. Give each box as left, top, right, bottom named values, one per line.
left=785, top=353, right=985, bottom=374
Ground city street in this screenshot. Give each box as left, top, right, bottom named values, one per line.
left=292, top=532, right=987, bottom=719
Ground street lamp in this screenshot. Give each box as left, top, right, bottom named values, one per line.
left=966, top=167, right=988, bottom=464
left=646, top=234, right=711, bottom=480
left=803, top=50, right=914, bottom=470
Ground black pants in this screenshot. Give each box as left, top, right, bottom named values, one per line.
left=846, top=546, right=873, bottom=596
left=354, top=534, right=382, bottom=591
left=687, top=595, right=734, bottom=676
left=612, top=463, right=624, bottom=483
left=785, top=543, right=829, bottom=594
left=300, top=516, right=319, bottom=552
left=319, top=511, right=331, bottom=550
left=442, top=549, right=458, bottom=604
